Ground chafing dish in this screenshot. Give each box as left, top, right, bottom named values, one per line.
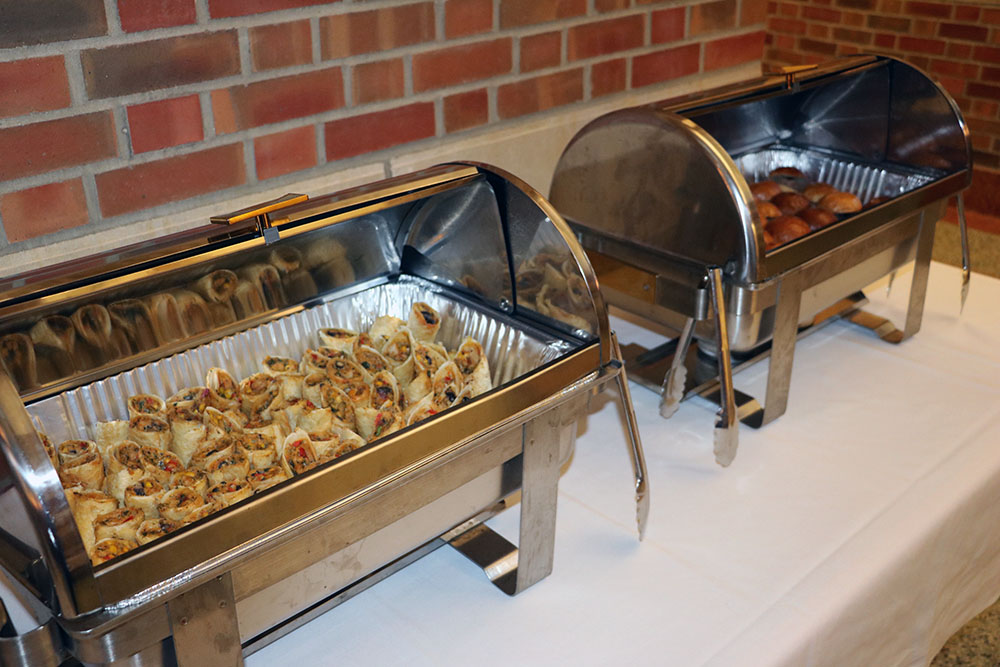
left=0, top=164, right=648, bottom=665
left=550, top=55, right=971, bottom=465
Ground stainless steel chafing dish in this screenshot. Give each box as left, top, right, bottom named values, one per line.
left=0, top=164, right=648, bottom=665
left=550, top=55, right=971, bottom=465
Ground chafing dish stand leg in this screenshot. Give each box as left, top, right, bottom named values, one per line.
left=167, top=573, right=242, bottom=666
left=0, top=596, right=63, bottom=667
left=448, top=414, right=561, bottom=595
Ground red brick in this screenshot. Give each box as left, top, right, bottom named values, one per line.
left=567, top=15, right=644, bottom=61
left=352, top=59, right=405, bottom=104
left=909, top=18, right=935, bottom=36
left=770, top=18, right=806, bottom=33
left=741, top=0, right=767, bottom=25
left=118, top=0, right=195, bottom=32
left=984, top=9, right=1000, bottom=25
left=444, top=88, right=488, bottom=133
left=832, top=27, right=872, bottom=44
left=774, top=33, right=795, bottom=49
left=967, top=117, right=1000, bottom=137
left=0, top=0, right=106, bottom=48
left=497, top=69, right=583, bottom=119
left=931, top=60, right=980, bottom=80
left=651, top=8, right=685, bottom=43
left=254, top=125, right=316, bottom=180
left=212, top=67, right=344, bottom=133
left=949, top=43, right=973, bottom=59
left=937, top=76, right=964, bottom=97
left=867, top=15, right=909, bottom=31
left=499, top=0, right=587, bottom=28
left=835, top=0, right=873, bottom=9
left=0, top=112, right=116, bottom=181
left=412, top=38, right=512, bottom=92
left=842, top=11, right=865, bottom=26
left=1, top=179, right=89, bottom=244
left=596, top=0, right=629, bottom=11
left=96, top=144, right=244, bottom=217
left=971, top=100, right=999, bottom=116
left=521, top=32, right=562, bottom=72
left=907, top=55, right=930, bottom=70
left=81, top=32, right=239, bottom=99
left=325, top=103, right=435, bottom=160
left=968, top=83, right=1000, bottom=101
left=883, top=0, right=903, bottom=12
left=779, top=2, right=797, bottom=16
left=808, top=24, right=830, bottom=39
left=704, top=31, right=764, bottom=70
left=446, top=0, right=493, bottom=37
left=983, top=67, right=1000, bottom=83
left=802, top=6, right=840, bottom=21
left=321, top=4, right=435, bottom=59
left=690, top=0, right=737, bottom=35
left=939, top=23, right=989, bottom=42
left=250, top=21, right=313, bottom=71
left=127, top=94, right=203, bottom=154
left=591, top=58, right=626, bottom=97
left=799, top=37, right=837, bottom=55
left=838, top=44, right=861, bottom=55
left=631, top=43, right=700, bottom=88
left=905, top=1, right=951, bottom=17
left=0, top=57, right=71, bottom=119
left=210, top=0, right=342, bottom=18
left=898, top=36, right=946, bottom=55
left=873, top=33, right=895, bottom=48
left=955, top=5, right=980, bottom=21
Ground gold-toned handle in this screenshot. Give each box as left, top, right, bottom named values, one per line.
left=763, top=63, right=818, bottom=88
left=209, top=193, right=308, bottom=226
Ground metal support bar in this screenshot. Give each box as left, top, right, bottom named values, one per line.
left=168, top=573, right=243, bottom=667
left=0, top=598, right=63, bottom=667
left=761, top=272, right=803, bottom=426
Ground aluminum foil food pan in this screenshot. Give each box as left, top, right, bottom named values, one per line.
left=734, top=145, right=937, bottom=203
left=28, top=277, right=576, bottom=441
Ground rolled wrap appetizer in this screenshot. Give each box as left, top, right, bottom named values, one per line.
left=382, top=328, right=416, bottom=387
left=281, top=430, right=318, bottom=475
left=136, top=517, right=181, bottom=545
left=239, top=263, right=286, bottom=310
left=207, top=479, right=252, bottom=507
left=124, top=477, right=166, bottom=518
left=30, top=315, right=77, bottom=380
left=454, top=337, right=492, bottom=397
left=139, top=445, right=184, bottom=484
left=193, top=270, right=239, bottom=305
left=189, top=436, right=237, bottom=471
left=206, top=449, right=250, bottom=485
left=239, top=373, right=278, bottom=419
left=146, top=292, right=186, bottom=344
left=318, top=328, right=357, bottom=352
left=407, top=302, right=441, bottom=342
left=171, top=290, right=212, bottom=336
left=66, top=489, right=118, bottom=555
left=168, top=405, right=208, bottom=466
left=108, top=299, right=159, bottom=352
left=232, top=279, right=267, bottom=320
left=206, top=367, right=241, bottom=412
left=158, top=486, right=206, bottom=522
left=90, top=538, right=137, bottom=566
left=128, top=414, right=171, bottom=450
left=247, top=464, right=290, bottom=492
left=107, top=441, right=146, bottom=501
left=59, top=450, right=106, bottom=491
left=94, top=507, right=145, bottom=543
left=0, top=333, right=38, bottom=390
left=238, top=432, right=277, bottom=469
left=170, top=469, right=209, bottom=496
left=95, top=420, right=129, bottom=458
left=369, top=315, right=405, bottom=349
left=128, top=393, right=167, bottom=420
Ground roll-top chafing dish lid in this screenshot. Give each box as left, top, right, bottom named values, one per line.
left=0, top=163, right=610, bottom=619
left=549, top=54, right=972, bottom=288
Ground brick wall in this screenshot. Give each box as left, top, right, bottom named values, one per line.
left=763, top=0, right=1000, bottom=215
left=0, top=0, right=765, bottom=268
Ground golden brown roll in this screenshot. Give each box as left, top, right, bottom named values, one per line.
left=757, top=201, right=782, bottom=220
left=136, top=517, right=180, bottom=545
left=368, top=315, right=405, bottom=349
left=353, top=344, right=390, bottom=376
left=771, top=192, right=810, bottom=216
left=167, top=386, right=212, bottom=412
left=356, top=401, right=403, bottom=442
left=189, top=436, right=237, bottom=471
left=326, top=357, right=369, bottom=386
left=66, top=488, right=118, bottom=555
left=291, top=403, right=334, bottom=435
left=107, top=441, right=146, bottom=502
left=167, top=405, right=207, bottom=466
left=0, top=332, right=38, bottom=390
left=318, top=327, right=357, bottom=352
left=94, top=420, right=129, bottom=458
left=370, top=371, right=400, bottom=409
left=206, top=479, right=252, bottom=507
left=57, top=439, right=98, bottom=465
left=382, top=328, right=415, bottom=387
left=319, top=383, right=356, bottom=430
left=247, top=464, right=290, bottom=492
left=206, top=449, right=250, bottom=485
left=244, top=416, right=287, bottom=446
left=139, top=444, right=184, bottom=484
left=454, top=337, right=491, bottom=397
left=94, top=507, right=144, bottom=543
left=128, top=414, right=171, bottom=450
left=238, top=432, right=277, bottom=469
left=193, top=270, right=239, bottom=305
left=769, top=166, right=808, bottom=190
left=181, top=499, right=224, bottom=525
left=800, top=206, right=838, bottom=231
left=72, top=303, right=126, bottom=367
left=169, top=469, right=209, bottom=496
left=90, top=538, right=137, bottom=566
left=127, top=394, right=166, bottom=420
left=158, top=486, right=206, bottom=522
left=819, top=191, right=863, bottom=214
left=750, top=181, right=782, bottom=201
left=123, top=477, right=166, bottom=518
left=59, top=450, right=106, bottom=491
left=239, top=373, right=277, bottom=419
left=339, top=381, right=371, bottom=409
left=802, top=183, right=836, bottom=203
left=203, top=406, right=243, bottom=442
left=302, top=372, right=331, bottom=407
left=431, top=361, right=463, bottom=410
left=407, top=302, right=441, bottom=342
left=262, top=355, right=299, bottom=376
left=765, top=216, right=811, bottom=245
left=108, top=300, right=159, bottom=352
left=281, top=430, right=318, bottom=476
left=205, top=367, right=241, bottom=411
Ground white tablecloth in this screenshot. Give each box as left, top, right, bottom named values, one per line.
left=248, top=262, right=1000, bottom=667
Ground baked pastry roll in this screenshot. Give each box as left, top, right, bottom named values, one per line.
left=319, top=383, right=356, bottom=431
left=136, top=517, right=180, bottom=545
left=381, top=328, right=416, bottom=387
left=0, top=332, right=38, bottom=390
left=38, top=431, right=59, bottom=469
left=124, top=477, right=166, bottom=518
left=238, top=432, right=277, bottom=469
left=181, top=499, right=225, bottom=525
left=407, top=302, right=441, bottom=342
left=371, top=370, right=400, bottom=409
left=146, top=292, right=186, bottom=344
left=167, top=386, right=212, bottom=412
left=66, top=488, right=118, bottom=555
left=281, top=430, right=318, bottom=475
left=353, top=344, right=390, bottom=376
left=247, top=464, right=290, bottom=492
left=268, top=246, right=302, bottom=275
left=293, top=403, right=333, bottom=435
left=339, top=381, right=371, bottom=409
left=189, top=436, right=237, bottom=471
left=454, top=337, right=491, bottom=397
left=94, top=507, right=144, bottom=543
left=59, top=450, right=106, bottom=491
left=205, top=367, right=241, bottom=412
left=369, top=315, right=405, bottom=349
left=239, top=263, right=286, bottom=309
left=169, top=469, right=209, bottom=496
left=90, top=538, right=137, bottom=566
left=262, top=355, right=299, bottom=376
left=203, top=406, right=243, bottom=442
left=128, top=414, right=171, bottom=450
left=325, top=425, right=365, bottom=459
left=107, top=441, right=146, bottom=502
left=95, top=420, right=129, bottom=457
left=317, top=328, right=357, bottom=352
left=239, top=373, right=277, bottom=419
left=431, top=361, right=463, bottom=410
left=73, top=303, right=130, bottom=367
left=108, top=300, right=159, bottom=353
left=232, top=279, right=267, bottom=320
left=158, top=486, right=206, bottom=523
left=167, top=405, right=207, bottom=466
left=128, top=394, right=166, bottom=420
left=404, top=343, right=447, bottom=405
left=139, top=445, right=184, bottom=484
left=30, top=315, right=78, bottom=380
left=206, top=449, right=250, bottom=485
left=207, top=479, right=252, bottom=507
left=326, top=357, right=370, bottom=386
left=244, top=417, right=287, bottom=450
left=57, top=438, right=98, bottom=465
left=356, top=400, right=403, bottom=442
left=405, top=394, right=439, bottom=426
left=302, top=372, right=331, bottom=407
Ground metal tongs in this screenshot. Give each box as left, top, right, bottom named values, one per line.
left=659, top=267, right=738, bottom=467
left=611, top=335, right=650, bottom=540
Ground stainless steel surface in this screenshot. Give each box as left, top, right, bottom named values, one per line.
left=610, top=333, right=649, bottom=540
left=708, top=268, right=737, bottom=467
left=958, top=193, right=971, bottom=312
left=168, top=574, right=242, bottom=667
left=0, top=595, right=63, bottom=667
left=659, top=317, right=694, bottom=418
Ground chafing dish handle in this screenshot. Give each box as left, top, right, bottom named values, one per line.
left=708, top=268, right=738, bottom=467
left=0, top=595, right=64, bottom=667
left=610, top=334, right=650, bottom=540
left=958, top=194, right=971, bottom=313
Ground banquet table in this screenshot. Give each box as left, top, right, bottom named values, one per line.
left=245, top=261, right=1000, bottom=667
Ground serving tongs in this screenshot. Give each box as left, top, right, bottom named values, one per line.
left=658, top=267, right=739, bottom=467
